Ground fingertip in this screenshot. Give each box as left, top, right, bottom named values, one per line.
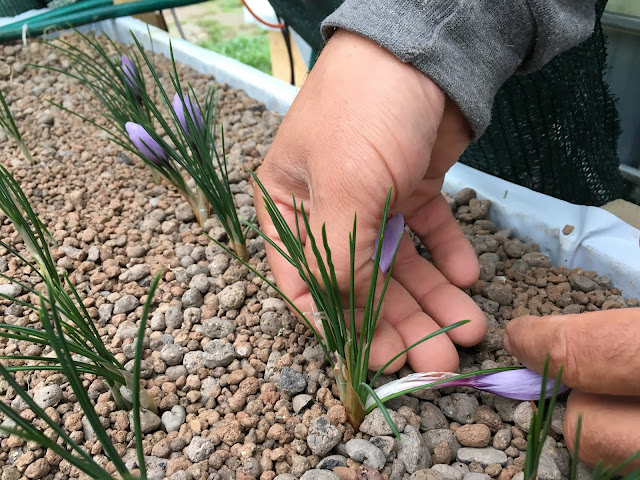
left=406, top=195, right=479, bottom=289
left=433, top=241, right=480, bottom=288
left=419, top=283, right=487, bottom=347
left=502, top=329, right=512, bottom=354
left=372, top=353, right=407, bottom=375
left=452, top=312, right=489, bottom=347
left=502, top=315, right=550, bottom=375
left=394, top=312, right=460, bottom=372
left=407, top=337, right=459, bottom=373
left=503, top=315, right=528, bottom=357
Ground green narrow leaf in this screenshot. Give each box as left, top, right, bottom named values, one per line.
left=367, top=366, right=524, bottom=412
left=524, top=358, right=563, bottom=480
left=132, top=271, right=162, bottom=480
left=570, top=415, right=582, bottom=480
left=359, top=383, right=401, bottom=440
left=39, top=295, right=131, bottom=477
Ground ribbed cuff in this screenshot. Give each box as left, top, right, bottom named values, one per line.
left=321, top=1, right=564, bottom=138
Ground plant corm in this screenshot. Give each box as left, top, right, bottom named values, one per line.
left=0, top=272, right=161, bottom=480
left=0, top=88, right=33, bottom=164
left=42, top=31, right=248, bottom=259
left=0, top=164, right=156, bottom=413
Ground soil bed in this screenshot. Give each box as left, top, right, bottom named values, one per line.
left=0, top=37, right=637, bottom=480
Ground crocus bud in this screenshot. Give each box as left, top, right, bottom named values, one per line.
left=373, top=213, right=405, bottom=274
left=121, top=55, right=141, bottom=98
left=173, top=93, right=204, bottom=135
left=125, top=122, right=167, bottom=164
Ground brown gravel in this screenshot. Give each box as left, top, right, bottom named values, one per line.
left=0, top=34, right=636, bottom=480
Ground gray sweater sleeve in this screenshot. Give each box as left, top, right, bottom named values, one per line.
left=321, top=1, right=595, bottom=138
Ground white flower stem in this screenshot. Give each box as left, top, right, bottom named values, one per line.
left=18, top=141, right=34, bottom=165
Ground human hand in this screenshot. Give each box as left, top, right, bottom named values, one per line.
left=254, top=30, right=487, bottom=373
left=504, top=309, right=640, bottom=472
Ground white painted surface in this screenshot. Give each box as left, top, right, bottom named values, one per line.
left=93, top=16, right=299, bottom=115
left=443, top=163, right=640, bottom=297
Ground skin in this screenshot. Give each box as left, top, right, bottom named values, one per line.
left=254, top=30, right=639, bottom=469
left=505, top=310, right=640, bottom=472
left=256, top=30, right=487, bottom=374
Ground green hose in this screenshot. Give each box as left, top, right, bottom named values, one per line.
left=0, top=0, right=208, bottom=42
left=12, top=0, right=112, bottom=26
left=0, top=0, right=46, bottom=17
left=21, top=0, right=113, bottom=29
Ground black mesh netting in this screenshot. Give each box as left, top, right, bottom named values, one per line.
left=459, top=0, right=623, bottom=206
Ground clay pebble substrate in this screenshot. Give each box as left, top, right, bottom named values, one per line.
left=0, top=37, right=635, bottom=480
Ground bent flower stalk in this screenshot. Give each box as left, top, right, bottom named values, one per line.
left=367, top=211, right=570, bottom=412
left=365, top=368, right=571, bottom=411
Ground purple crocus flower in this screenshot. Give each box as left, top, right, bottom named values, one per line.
left=121, top=55, right=141, bottom=98
left=125, top=122, right=167, bottom=164
left=173, top=93, right=204, bottom=135
left=366, top=368, right=570, bottom=410
left=444, top=368, right=571, bottom=400
left=373, top=213, right=404, bottom=274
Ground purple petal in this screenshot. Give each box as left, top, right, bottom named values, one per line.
left=173, top=93, right=204, bottom=135
left=125, top=122, right=167, bottom=164
left=448, top=369, right=571, bottom=401
left=373, top=213, right=404, bottom=274
left=121, top=55, right=140, bottom=97
left=367, top=368, right=570, bottom=410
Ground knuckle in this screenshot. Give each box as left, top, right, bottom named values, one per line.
left=549, top=323, right=584, bottom=389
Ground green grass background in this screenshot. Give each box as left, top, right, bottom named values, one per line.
left=196, top=0, right=272, bottom=74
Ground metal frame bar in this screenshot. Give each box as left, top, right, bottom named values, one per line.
left=601, top=12, right=640, bottom=32
left=620, top=164, right=640, bottom=186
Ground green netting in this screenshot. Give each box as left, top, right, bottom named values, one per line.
left=0, top=0, right=45, bottom=16
left=270, top=0, right=622, bottom=206
left=459, top=0, right=622, bottom=206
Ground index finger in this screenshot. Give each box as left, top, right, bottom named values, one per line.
left=503, top=309, right=640, bottom=396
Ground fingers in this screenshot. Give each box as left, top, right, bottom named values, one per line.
left=371, top=279, right=460, bottom=373
left=503, top=309, right=640, bottom=396
left=405, top=193, right=479, bottom=288
left=367, top=318, right=407, bottom=373
left=253, top=173, right=317, bottom=319
left=392, top=234, right=487, bottom=346
left=564, top=391, right=640, bottom=473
